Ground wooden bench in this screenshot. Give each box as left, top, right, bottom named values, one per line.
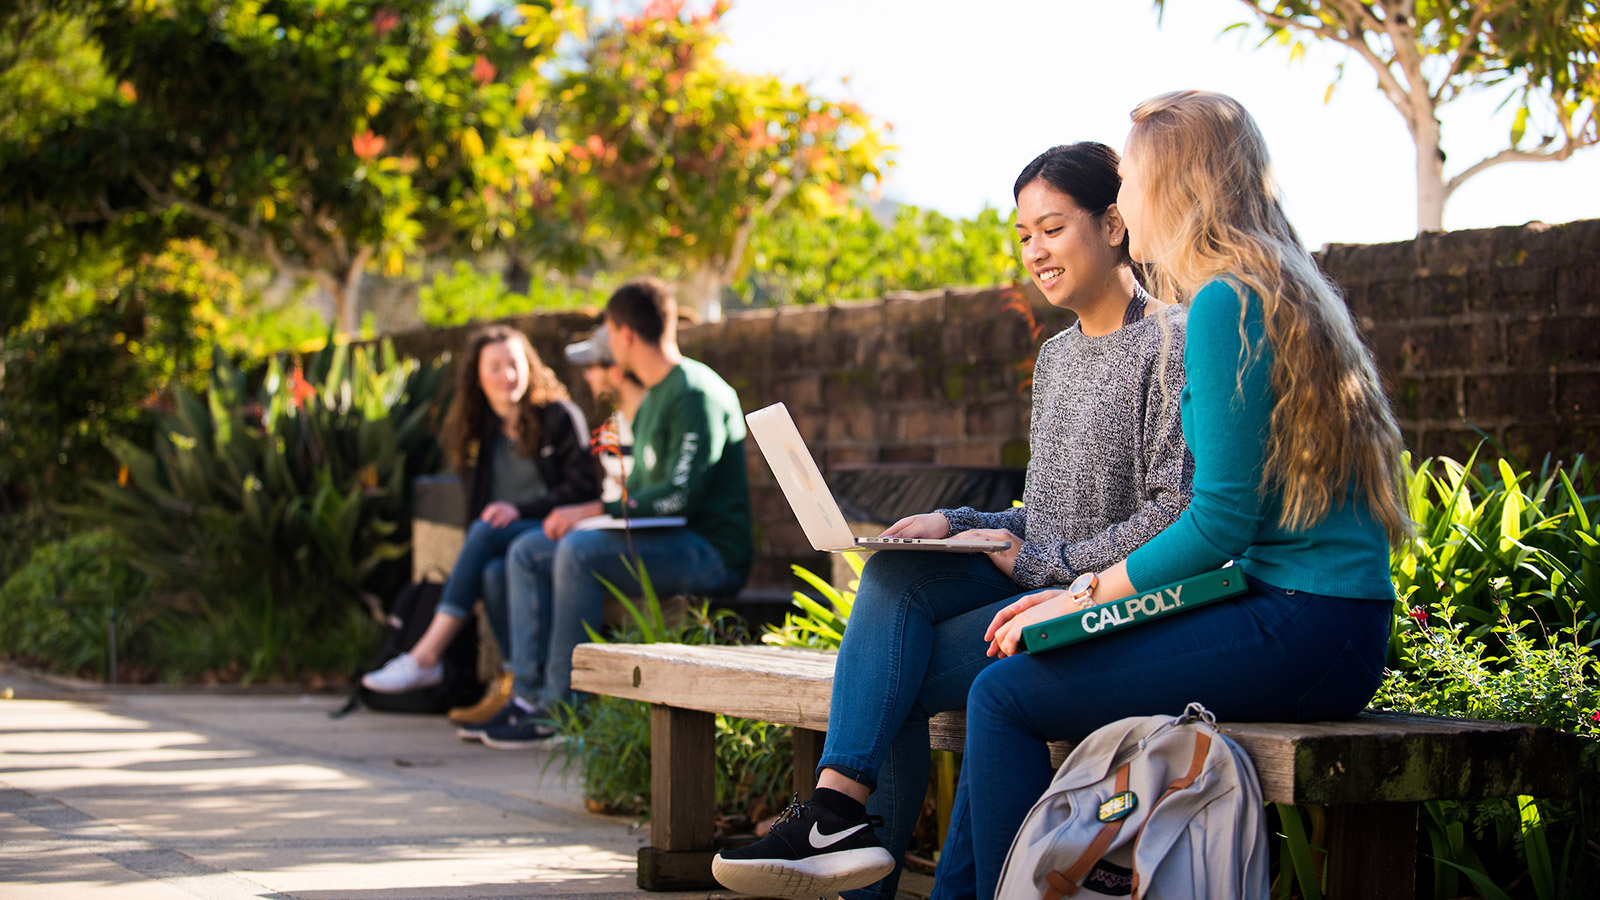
left=571, top=642, right=1585, bottom=897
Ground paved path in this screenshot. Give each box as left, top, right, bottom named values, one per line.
left=0, top=667, right=712, bottom=900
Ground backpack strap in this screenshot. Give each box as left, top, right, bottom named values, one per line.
left=1043, top=762, right=1133, bottom=899
left=1129, top=731, right=1212, bottom=898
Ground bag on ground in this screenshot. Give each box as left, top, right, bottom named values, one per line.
left=358, top=581, right=483, bottom=714
left=995, top=702, right=1268, bottom=900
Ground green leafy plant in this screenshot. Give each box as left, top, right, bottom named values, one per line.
left=551, top=556, right=793, bottom=819
left=67, top=339, right=443, bottom=681
left=761, top=554, right=864, bottom=650
left=417, top=260, right=606, bottom=328
left=1392, top=449, right=1600, bottom=651
left=739, top=204, right=1021, bottom=308
left=0, top=529, right=152, bottom=679
left=1373, top=590, right=1600, bottom=898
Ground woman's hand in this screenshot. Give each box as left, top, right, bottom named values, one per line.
left=479, top=501, right=521, bottom=528
left=880, top=512, right=950, bottom=539
left=954, top=528, right=1021, bottom=578
left=983, top=588, right=1064, bottom=657
left=986, top=589, right=1080, bottom=658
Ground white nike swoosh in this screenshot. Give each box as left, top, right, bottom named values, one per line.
left=809, top=821, right=868, bottom=849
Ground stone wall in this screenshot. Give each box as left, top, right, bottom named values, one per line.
left=1322, top=219, right=1600, bottom=462
left=378, top=218, right=1600, bottom=590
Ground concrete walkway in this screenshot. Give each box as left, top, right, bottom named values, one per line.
left=0, top=666, right=716, bottom=900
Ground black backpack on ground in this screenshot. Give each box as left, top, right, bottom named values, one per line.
left=355, top=581, right=483, bottom=714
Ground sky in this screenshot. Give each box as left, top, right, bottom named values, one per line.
left=507, top=0, right=1599, bottom=250
left=707, top=0, right=1598, bottom=250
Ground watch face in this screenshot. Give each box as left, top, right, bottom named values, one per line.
left=1069, top=571, right=1097, bottom=597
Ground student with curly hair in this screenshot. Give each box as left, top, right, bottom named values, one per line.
left=363, top=325, right=599, bottom=711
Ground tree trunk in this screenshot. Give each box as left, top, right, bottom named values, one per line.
left=1414, top=115, right=1447, bottom=233
left=684, top=265, right=725, bottom=323
left=334, top=245, right=375, bottom=336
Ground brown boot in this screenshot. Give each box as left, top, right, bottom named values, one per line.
left=448, top=671, right=514, bottom=725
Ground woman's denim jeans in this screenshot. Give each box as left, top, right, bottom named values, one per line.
left=821, top=551, right=1031, bottom=900
left=929, top=577, right=1391, bottom=900
left=436, top=519, right=546, bottom=622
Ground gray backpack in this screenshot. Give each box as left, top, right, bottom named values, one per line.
left=995, top=703, right=1269, bottom=900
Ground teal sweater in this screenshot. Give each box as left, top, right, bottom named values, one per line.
left=604, top=358, right=754, bottom=579
left=1124, top=280, right=1395, bottom=600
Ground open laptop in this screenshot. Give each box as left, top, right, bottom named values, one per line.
left=745, top=403, right=1011, bottom=554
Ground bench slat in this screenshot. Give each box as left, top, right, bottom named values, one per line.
left=573, top=643, right=1584, bottom=806
left=573, top=643, right=836, bottom=730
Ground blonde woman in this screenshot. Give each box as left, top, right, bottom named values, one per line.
left=937, top=91, right=1410, bottom=900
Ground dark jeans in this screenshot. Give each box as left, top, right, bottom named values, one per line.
left=929, top=576, right=1391, bottom=900
left=436, top=519, right=546, bottom=622
left=820, top=551, right=1029, bottom=900
left=506, top=526, right=745, bottom=707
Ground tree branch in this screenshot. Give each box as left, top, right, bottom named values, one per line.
left=1443, top=135, right=1596, bottom=199
left=1241, top=1, right=1416, bottom=127
left=130, top=169, right=267, bottom=251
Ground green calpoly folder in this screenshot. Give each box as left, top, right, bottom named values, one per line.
left=1021, top=567, right=1248, bottom=654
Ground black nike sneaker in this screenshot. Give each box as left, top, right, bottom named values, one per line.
left=711, top=796, right=895, bottom=899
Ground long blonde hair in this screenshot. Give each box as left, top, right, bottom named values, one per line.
left=1126, top=90, right=1410, bottom=545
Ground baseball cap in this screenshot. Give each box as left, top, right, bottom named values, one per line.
left=564, top=324, right=614, bottom=367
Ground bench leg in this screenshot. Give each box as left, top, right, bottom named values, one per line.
left=1325, top=802, right=1417, bottom=900
left=638, top=704, right=717, bottom=890
left=793, top=727, right=824, bottom=799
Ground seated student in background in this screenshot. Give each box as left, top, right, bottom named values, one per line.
left=467, top=278, right=755, bottom=749
left=712, top=142, right=1193, bottom=900
left=362, top=326, right=600, bottom=708
left=564, top=323, right=648, bottom=504
left=936, top=90, right=1411, bottom=900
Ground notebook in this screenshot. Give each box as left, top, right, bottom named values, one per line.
left=744, top=403, right=1011, bottom=554
left=572, top=515, right=687, bottom=531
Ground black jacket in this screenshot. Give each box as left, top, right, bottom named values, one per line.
left=462, top=400, right=600, bottom=524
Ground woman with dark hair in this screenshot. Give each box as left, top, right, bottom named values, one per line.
left=949, top=91, right=1409, bottom=900
left=712, top=143, right=1194, bottom=900
left=362, top=324, right=599, bottom=707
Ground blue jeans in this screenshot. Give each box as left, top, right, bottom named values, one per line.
left=929, top=577, right=1391, bottom=900
left=505, top=527, right=745, bottom=707
left=822, top=552, right=1028, bottom=900
left=479, top=557, right=510, bottom=665
left=437, top=519, right=546, bottom=621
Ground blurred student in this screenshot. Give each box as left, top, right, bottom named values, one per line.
left=362, top=326, right=599, bottom=714
left=564, top=323, right=648, bottom=504
left=470, top=278, right=754, bottom=748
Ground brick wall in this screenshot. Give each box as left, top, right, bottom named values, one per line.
left=1322, top=219, right=1600, bottom=463
left=378, top=217, right=1600, bottom=589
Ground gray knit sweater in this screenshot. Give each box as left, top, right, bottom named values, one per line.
left=939, top=297, right=1194, bottom=589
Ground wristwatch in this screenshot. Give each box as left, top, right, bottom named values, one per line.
left=1065, top=571, right=1098, bottom=609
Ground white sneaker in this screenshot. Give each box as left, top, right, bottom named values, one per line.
left=361, top=653, right=443, bottom=693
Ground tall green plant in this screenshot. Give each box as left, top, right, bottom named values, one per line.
left=1393, top=450, right=1600, bottom=649
left=552, top=556, right=792, bottom=819
left=71, top=339, right=443, bottom=680
left=761, top=553, right=864, bottom=650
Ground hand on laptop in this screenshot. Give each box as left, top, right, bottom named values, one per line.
left=953, top=528, right=1020, bottom=577
left=880, top=512, right=951, bottom=539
